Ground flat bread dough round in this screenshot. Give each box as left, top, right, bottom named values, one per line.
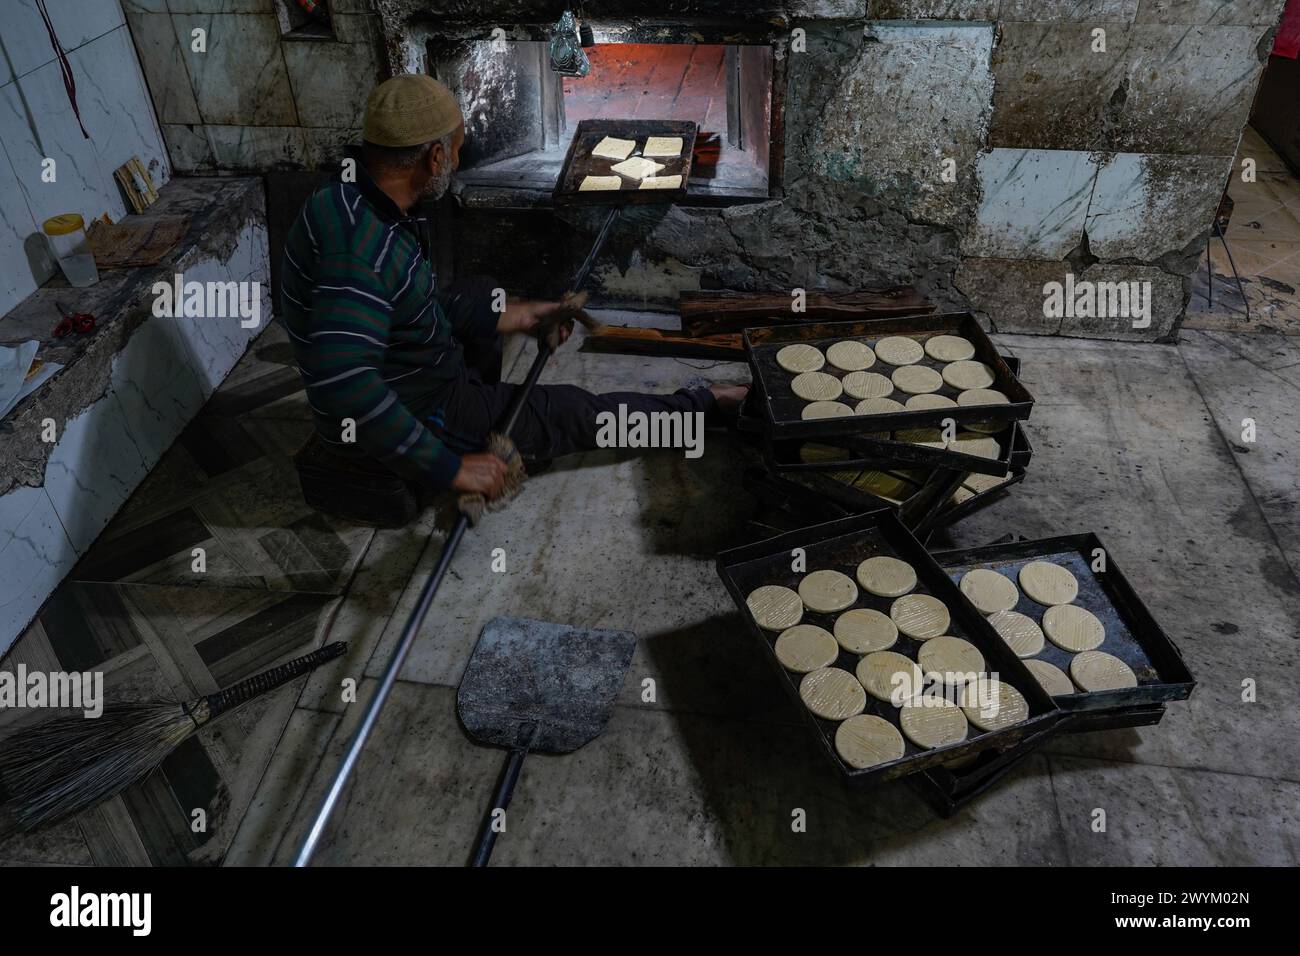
left=942, top=360, right=996, bottom=390
left=833, top=608, right=898, bottom=653
left=957, top=388, right=1009, bottom=408
left=899, top=697, right=969, bottom=749
left=1070, top=650, right=1138, bottom=691
left=890, top=593, right=950, bottom=640
left=856, top=651, right=923, bottom=705
left=1019, top=561, right=1079, bottom=606
left=856, top=556, right=917, bottom=598
left=1043, top=604, right=1105, bottom=651
left=835, top=714, right=905, bottom=769
left=791, top=371, right=843, bottom=402
left=917, top=635, right=986, bottom=682
left=856, top=397, right=905, bottom=415
left=841, top=371, right=893, bottom=400
left=964, top=420, right=1009, bottom=436
left=1042, top=604, right=1105, bottom=652
left=905, top=393, right=957, bottom=411
left=825, top=340, right=875, bottom=372
left=949, top=435, right=1001, bottom=460
left=799, top=667, right=867, bottom=720
left=960, top=679, right=1029, bottom=732
left=924, top=334, right=976, bottom=362
left=776, top=343, right=824, bottom=374
left=891, top=365, right=944, bottom=395
left=959, top=568, right=1020, bottom=614
left=802, top=401, right=854, bottom=420
left=798, top=569, right=858, bottom=613
left=873, top=336, right=925, bottom=366
left=774, top=624, right=840, bottom=673
left=987, top=609, right=1045, bottom=657
left=925, top=335, right=977, bottom=366
left=1024, top=658, right=1076, bottom=697
left=746, top=585, right=803, bottom=631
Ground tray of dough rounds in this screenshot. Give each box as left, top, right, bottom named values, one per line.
left=715, top=511, right=1062, bottom=787
left=741, top=465, right=956, bottom=537
left=743, top=313, right=1034, bottom=443
left=931, top=534, right=1196, bottom=714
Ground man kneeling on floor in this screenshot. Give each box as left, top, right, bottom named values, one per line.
left=281, top=75, right=747, bottom=501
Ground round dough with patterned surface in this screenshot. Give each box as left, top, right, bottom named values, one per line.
left=959, top=568, right=1020, bottom=614
left=835, top=714, right=905, bottom=769
left=874, top=336, right=925, bottom=366
left=798, top=569, right=859, bottom=613
left=899, top=697, right=969, bottom=749
left=774, top=624, right=840, bottom=673
left=802, top=401, right=854, bottom=420
left=833, top=608, right=898, bottom=653
left=791, top=371, right=842, bottom=402
left=1024, top=658, right=1075, bottom=697
left=942, top=360, right=996, bottom=390
left=1043, top=603, right=1105, bottom=652
left=924, top=334, right=976, bottom=362
left=776, top=343, right=824, bottom=374
left=891, top=364, right=944, bottom=395
left=1018, top=561, right=1079, bottom=606
left=1070, top=650, right=1138, bottom=691
left=960, top=679, right=1029, bottom=732
left=826, top=340, right=875, bottom=372
left=856, top=651, right=923, bottom=705
left=746, top=585, right=802, bottom=631
left=799, top=667, right=867, bottom=720
left=987, top=610, right=1045, bottom=657
left=856, top=556, right=917, bottom=598
left=889, top=593, right=950, bottom=640
left=917, top=636, right=986, bottom=682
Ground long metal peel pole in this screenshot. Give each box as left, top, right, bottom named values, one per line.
left=293, top=204, right=621, bottom=866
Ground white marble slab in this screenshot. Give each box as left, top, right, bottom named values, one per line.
left=0, top=157, right=41, bottom=318
left=109, top=314, right=208, bottom=470
left=172, top=13, right=298, bottom=126
left=0, top=485, right=78, bottom=656
left=122, top=10, right=201, bottom=126
left=963, top=147, right=1099, bottom=259
left=43, top=388, right=152, bottom=555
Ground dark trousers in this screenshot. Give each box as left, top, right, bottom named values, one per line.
left=425, top=277, right=714, bottom=462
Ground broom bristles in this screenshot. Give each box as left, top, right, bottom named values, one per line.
left=0, top=702, right=198, bottom=836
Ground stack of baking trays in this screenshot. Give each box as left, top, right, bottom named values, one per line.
left=721, top=315, right=1196, bottom=814
left=736, top=313, right=1034, bottom=543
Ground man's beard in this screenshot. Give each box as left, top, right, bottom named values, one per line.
left=418, top=163, right=454, bottom=201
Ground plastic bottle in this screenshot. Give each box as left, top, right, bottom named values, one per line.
left=42, top=213, right=99, bottom=287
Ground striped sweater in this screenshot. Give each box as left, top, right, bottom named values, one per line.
left=279, top=152, right=496, bottom=489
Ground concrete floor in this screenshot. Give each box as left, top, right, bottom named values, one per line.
left=197, top=313, right=1297, bottom=867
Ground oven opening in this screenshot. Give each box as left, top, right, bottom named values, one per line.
left=440, top=38, right=774, bottom=204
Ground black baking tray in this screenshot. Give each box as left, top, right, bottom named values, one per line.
left=910, top=702, right=1169, bottom=816
left=742, top=464, right=958, bottom=535
left=744, top=313, right=1034, bottom=441
left=764, top=419, right=1023, bottom=478
left=715, top=511, right=1062, bottom=787
left=553, top=119, right=697, bottom=207
left=933, top=535, right=1196, bottom=711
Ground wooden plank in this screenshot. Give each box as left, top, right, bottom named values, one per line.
left=677, top=288, right=935, bottom=337
left=581, top=325, right=743, bottom=360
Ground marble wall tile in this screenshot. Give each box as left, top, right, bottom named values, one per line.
left=205, top=123, right=307, bottom=169
left=0, top=55, right=122, bottom=233
left=160, top=122, right=215, bottom=172
left=281, top=15, right=382, bottom=129
left=172, top=13, right=298, bottom=126
left=1135, top=0, right=1289, bottom=25
left=963, top=148, right=1099, bottom=259
left=867, top=0, right=998, bottom=16
left=0, top=485, right=78, bottom=656
left=1085, top=152, right=1232, bottom=259
left=124, top=11, right=202, bottom=125
left=72, top=27, right=171, bottom=191
left=170, top=238, right=267, bottom=397
left=1001, top=0, right=1139, bottom=19
left=0, top=146, right=41, bottom=317
left=1055, top=263, right=1186, bottom=339
left=0, top=0, right=127, bottom=85
left=810, top=22, right=996, bottom=228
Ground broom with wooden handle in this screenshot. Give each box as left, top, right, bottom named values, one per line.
left=0, top=640, right=347, bottom=837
